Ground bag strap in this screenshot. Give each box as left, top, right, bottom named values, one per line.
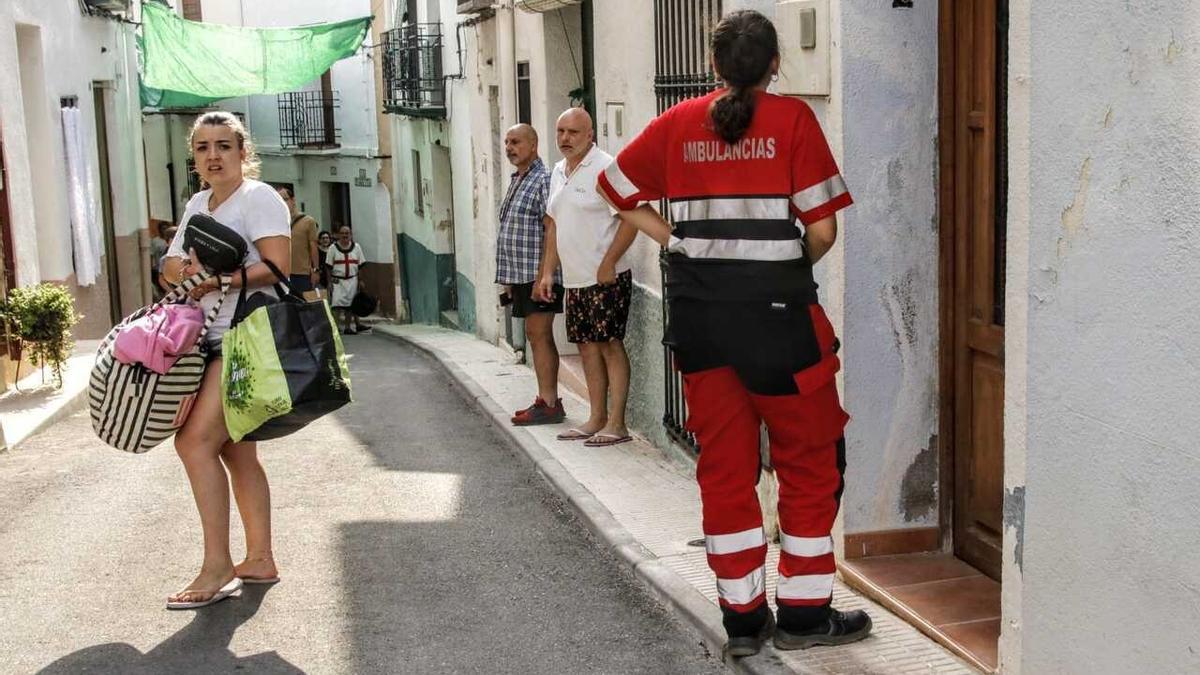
left=159, top=270, right=212, bottom=306
left=231, top=259, right=303, bottom=326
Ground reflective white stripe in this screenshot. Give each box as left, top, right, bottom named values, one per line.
left=705, top=528, right=767, bottom=556
left=791, top=174, right=848, bottom=213
left=717, top=566, right=767, bottom=606
left=602, top=161, right=640, bottom=200
left=668, top=237, right=805, bottom=261
left=670, top=197, right=791, bottom=222
left=780, top=534, right=834, bottom=558
left=776, top=573, right=836, bottom=601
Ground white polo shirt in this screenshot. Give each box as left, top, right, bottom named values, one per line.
left=547, top=145, right=632, bottom=288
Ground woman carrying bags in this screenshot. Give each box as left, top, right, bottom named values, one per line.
left=160, top=112, right=291, bottom=609
left=597, top=11, right=870, bottom=657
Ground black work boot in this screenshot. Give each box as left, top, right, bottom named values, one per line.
left=774, top=608, right=872, bottom=650
left=724, top=605, right=775, bottom=658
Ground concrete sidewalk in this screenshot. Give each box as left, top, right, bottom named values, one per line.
left=0, top=340, right=98, bottom=452
left=375, top=323, right=977, bottom=675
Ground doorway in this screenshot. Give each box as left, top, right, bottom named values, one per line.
left=0, top=125, right=14, bottom=297
left=0, top=123, right=14, bottom=366
left=93, top=83, right=123, bottom=325
left=940, top=0, right=1008, bottom=583
left=323, top=181, right=352, bottom=232
left=836, top=4, right=1009, bottom=671
left=430, top=144, right=457, bottom=316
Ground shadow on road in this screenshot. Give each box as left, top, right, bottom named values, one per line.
left=325, top=336, right=722, bottom=674
left=36, top=585, right=304, bottom=675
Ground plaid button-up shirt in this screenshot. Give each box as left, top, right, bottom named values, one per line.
left=496, top=158, right=559, bottom=285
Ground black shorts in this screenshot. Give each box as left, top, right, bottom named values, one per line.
left=509, top=281, right=563, bottom=318
left=289, top=274, right=314, bottom=293
left=565, top=271, right=632, bottom=343
left=665, top=298, right=837, bottom=396
left=204, top=345, right=223, bottom=365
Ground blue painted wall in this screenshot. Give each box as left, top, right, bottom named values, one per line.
left=398, top=233, right=455, bottom=326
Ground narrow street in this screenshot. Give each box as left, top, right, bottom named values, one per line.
left=0, top=335, right=725, bottom=674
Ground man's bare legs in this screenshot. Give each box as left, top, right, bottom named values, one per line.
left=524, top=311, right=560, bottom=404
left=598, top=339, right=630, bottom=437
left=577, top=342, right=609, bottom=434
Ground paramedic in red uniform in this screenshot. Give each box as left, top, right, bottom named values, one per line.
left=597, top=10, right=871, bottom=657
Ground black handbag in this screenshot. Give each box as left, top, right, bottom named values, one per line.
left=183, top=213, right=248, bottom=274
left=350, top=290, right=378, bottom=318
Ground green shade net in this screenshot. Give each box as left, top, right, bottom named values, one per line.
left=140, top=1, right=372, bottom=109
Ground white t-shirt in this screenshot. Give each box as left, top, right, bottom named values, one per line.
left=547, top=145, right=632, bottom=288
left=166, top=179, right=291, bottom=345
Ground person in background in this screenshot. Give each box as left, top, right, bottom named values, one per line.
left=597, top=10, right=871, bottom=657
left=277, top=187, right=320, bottom=293
left=327, top=225, right=369, bottom=334
left=317, top=231, right=333, bottom=290
left=153, top=225, right=178, bottom=296
left=149, top=222, right=172, bottom=299
left=160, top=111, right=291, bottom=610
left=496, top=123, right=565, bottom=427
left=537, top=108, right=636, bottom=447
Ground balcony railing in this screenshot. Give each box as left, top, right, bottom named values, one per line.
left=278, top=90, right=341, bottom=149
left=382, top=23, right=446, bottom=118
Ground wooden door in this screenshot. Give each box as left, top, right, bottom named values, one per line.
left=940, top=0, right=1007, bottom=581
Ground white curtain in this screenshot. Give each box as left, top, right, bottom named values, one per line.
left=61, top=106, right=103, bottom=287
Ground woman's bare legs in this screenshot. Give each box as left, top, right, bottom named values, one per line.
left=170, top=360, right=237, bottom=603
left=222, top=440, right=278, bottom=580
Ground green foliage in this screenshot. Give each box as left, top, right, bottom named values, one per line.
left=0, top=284, right=79, bottom=388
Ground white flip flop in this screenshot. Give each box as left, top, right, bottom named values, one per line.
left=166, top=577, right=243, bottom=610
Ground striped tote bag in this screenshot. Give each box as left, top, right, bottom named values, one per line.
left=89, top=273, right=231, bottom=453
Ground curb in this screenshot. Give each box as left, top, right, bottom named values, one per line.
left=375, top=327, right=796, bottom=674
left=0, top=384, right=89, bottom=454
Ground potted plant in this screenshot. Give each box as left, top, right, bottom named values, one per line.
left=0, top=284, right=79, bottom=389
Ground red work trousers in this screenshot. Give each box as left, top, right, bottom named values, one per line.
left=681, top=304, right=849, bottom=625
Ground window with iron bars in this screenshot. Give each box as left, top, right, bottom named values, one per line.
left=654, top=0, right=723, bottom=454
left=383, top=23, right=447, bottom=118
left=278, top=90, right=341, bottom=149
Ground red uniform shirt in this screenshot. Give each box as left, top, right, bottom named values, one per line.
left=598, top=90, right=851, bottom=302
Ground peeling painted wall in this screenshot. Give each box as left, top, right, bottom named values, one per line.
left=1009, top=2, right=1200, bottom=672
left=838, top=2, right=941, bottom=533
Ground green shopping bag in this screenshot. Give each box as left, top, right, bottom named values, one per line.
left=221, top=263, right=352, bottom=442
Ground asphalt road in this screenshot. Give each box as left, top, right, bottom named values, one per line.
left=0, top=334, right=726, bottom=674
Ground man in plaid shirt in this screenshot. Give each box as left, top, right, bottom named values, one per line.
left=497, top=124, right=566, bottom=426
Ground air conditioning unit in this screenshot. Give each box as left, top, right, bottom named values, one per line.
left=517, top=0, right=582, bottom=12
left=84, top=0, right=132, bottom=12
left=457, top=0, right=492, bottom=14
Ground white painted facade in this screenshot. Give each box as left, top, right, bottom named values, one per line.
left=143, top=0, right=392, bottom=272
left=0, top=0, right=149, bottom=325
left=389, top=0, right=1200, bottom=670
left=1002, top=2, right=1200, bottom=672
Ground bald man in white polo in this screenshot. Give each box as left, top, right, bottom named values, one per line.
left=536, top=108, right=637, bottom=447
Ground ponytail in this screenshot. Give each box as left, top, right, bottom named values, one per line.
left=710, top=86, right=758, bottom=145
left=708, top=10, right=780, bottom=144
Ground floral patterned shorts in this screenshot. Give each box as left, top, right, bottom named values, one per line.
left=565, top=270, right=633, bottom=343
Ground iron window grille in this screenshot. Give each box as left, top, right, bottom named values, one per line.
left=383, top=24, right=447, bottom=118
left=277, top=90, right=342, bottom=149
left=654, top=0, right=723, bottom=454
